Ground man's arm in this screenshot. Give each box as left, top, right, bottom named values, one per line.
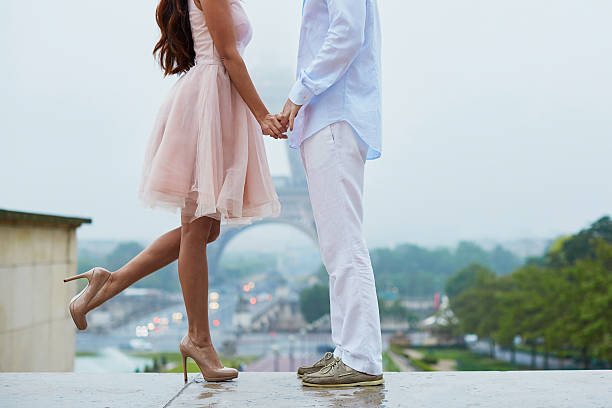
left=282, top=0, right=367, bottom=129
left=290, top=0, right=367, bottom=105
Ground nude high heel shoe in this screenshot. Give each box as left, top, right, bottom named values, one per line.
left=63, top=267, right=111, bottom=330
left=179, top=334, right=239, bottom=383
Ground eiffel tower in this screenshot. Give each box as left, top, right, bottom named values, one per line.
left=207, top=144, right=317, bottom=276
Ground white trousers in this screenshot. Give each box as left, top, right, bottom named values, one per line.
left=300, top=121, right=383, bottom=375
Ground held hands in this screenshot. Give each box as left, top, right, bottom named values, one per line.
left=279, top=99, right=302, bottom=132
left=258, top=113, right=287, bottom=139
left=258, top=99, right=303, bottom=139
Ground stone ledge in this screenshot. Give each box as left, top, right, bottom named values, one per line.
left=0, top=209, right=91, bottom=227
left=0, top=371, right=610, bottom=408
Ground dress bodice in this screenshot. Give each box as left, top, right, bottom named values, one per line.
left=188, top=0, right=252, bottom=64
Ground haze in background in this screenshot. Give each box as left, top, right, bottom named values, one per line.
left=1, top=0, right=611, bottom=249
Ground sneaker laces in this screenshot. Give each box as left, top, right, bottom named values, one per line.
left=320, top=357, right=342, bottom=374
left=316, top=352, right=333, bottom=366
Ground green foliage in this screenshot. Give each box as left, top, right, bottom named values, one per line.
left=80, top=237, right=522, bottom=298
left=299, top=282, right=419, bottom=325
left=299, top=283, right=330, bottom=323
left=389, top=343, right=409, bottom=357
left=75, top=351, right=99, bottom=357
left=546, top=216, right=612, bottom=267
left=422, top=353, right=439, bottom=365
left=548, top=235, right=571, bottom=254
left=564, top=242, right=612, bottom=362
left=409, top=348, right=527, bottom=371
left=370, top=242, right=521, bottom=297
left=410, top=358, right=436, bottom=371
left=382, top=351, right=401, bottom=372
left=448, top=216, right=612, bottom=367
left=452, top=274, right=511, bottom=343
left=428, top=348, right=525, bottom=371
left=445, top=263, right=496, bottom=300
left=378, top=298, right=419, bottom=324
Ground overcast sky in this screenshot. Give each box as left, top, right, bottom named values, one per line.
left=1, top=0, right=611, bottom=251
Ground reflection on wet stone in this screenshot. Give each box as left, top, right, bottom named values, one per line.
left=168, top=373, right=389, bottom=408
left=303, top=385, right=386, bottom=408
left=164, top=371, right=612, bottom=408
left=0, top=371, right=608, bottom=407
left=197, top=391, right=214, bottom=399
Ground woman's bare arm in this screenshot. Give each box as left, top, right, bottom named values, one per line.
left=197, top=0, right=286, bottom=138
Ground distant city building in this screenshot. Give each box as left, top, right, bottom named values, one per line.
left=232, top=285, right=306, bottom=333
left=0, top=209, right=91, bottom=371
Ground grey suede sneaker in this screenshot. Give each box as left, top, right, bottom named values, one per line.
left=301, top=358, right=384, bottom=387
left=297, top=352, right=335, bottom=377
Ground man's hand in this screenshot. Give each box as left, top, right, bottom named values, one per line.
left=258, top=113, right=288, bottom=139
left=280, top=99, right=303, bottom=132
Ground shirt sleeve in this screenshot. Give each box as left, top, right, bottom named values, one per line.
left=288, top=0, right=367, bottom=105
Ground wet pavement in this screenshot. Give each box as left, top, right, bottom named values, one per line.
left=1, top=371, right=610, bottom=407
left=0, top=373, right=183, bottom=407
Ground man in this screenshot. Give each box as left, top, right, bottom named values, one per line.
left=280, top=0, right=383, bottom=387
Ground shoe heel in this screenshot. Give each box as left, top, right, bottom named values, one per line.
left=182, top=353, right=188, bottom=384
left=63, top=270, right=91, bottom=283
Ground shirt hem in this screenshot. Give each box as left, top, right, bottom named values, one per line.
left=289, top=119, right=381, bottom=160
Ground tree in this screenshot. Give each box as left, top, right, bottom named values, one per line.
left=547, top=216, right=612, bottom=267
left=489, top=245, right=523, bottom=275
left=454, top=241, right=491, bottom=270
left=299, top=284, right=330, bottom=323
left=370, top=242, right=521, bottom=298
left=378, top=298, right=418, bottom=325
left=450, top=231, right=612, bottom=369
left=445, top=263, right=496, bottom=300
left=451, top=275, right=509, bottom=358
left=563, top=241, right=612, bottom=367
left=499, top=266, right=563, bottom=368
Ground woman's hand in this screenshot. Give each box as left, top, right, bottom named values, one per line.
left=258, top=113, right=288, bottom=139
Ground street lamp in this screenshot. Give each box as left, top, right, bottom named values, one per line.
left=272, top=344, right=279, bottom=372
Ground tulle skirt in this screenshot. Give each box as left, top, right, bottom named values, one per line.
left=138, top=61, right=281, bottom=224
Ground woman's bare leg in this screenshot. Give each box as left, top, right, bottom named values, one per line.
left=87, top=227, right=182, bottom=310
left=178, top=215, right=222, bottom=365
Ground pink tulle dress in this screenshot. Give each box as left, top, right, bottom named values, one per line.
left=138, top=0, right=281, bottom=225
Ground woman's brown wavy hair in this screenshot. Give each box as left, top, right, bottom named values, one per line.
left=153, top=0, right=196, bottom=76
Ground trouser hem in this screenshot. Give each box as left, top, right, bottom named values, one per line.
left=334, top=346, right=383, bottom=375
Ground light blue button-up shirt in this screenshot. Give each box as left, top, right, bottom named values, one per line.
left=288, top=0, right=382, bottom=160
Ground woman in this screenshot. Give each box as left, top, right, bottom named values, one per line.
left=63, top=0, right=283, bottom=383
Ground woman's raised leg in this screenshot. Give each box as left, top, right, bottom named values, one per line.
left=65, top=226, right=184, bottom=330
left=86, top=227, right=183, bottom=310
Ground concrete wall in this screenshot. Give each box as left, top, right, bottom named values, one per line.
left=0, top=211, right=89, bottom=372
